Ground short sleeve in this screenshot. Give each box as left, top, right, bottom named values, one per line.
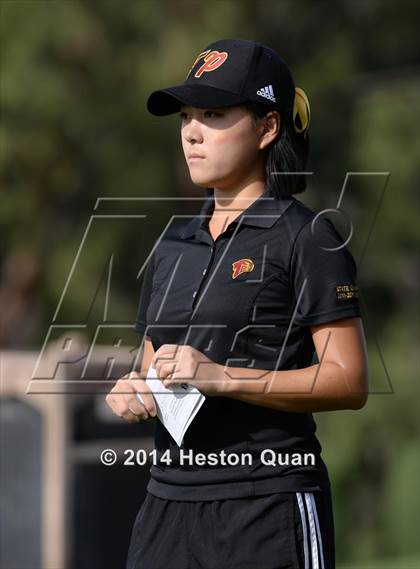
left=134, top=252, right=156, bottom=335
left=289, top=217, right=362, bottom=327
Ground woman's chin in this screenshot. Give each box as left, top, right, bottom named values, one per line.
left=189, top=175, right=217, bottom=188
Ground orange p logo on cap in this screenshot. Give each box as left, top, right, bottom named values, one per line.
left=187, top=50, right=229, bottom=79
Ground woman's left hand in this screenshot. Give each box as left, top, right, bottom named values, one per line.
left=151, top=344, right=225, bottom=396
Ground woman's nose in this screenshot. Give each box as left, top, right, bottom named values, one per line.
left=183, top=118, right=203, bottom=143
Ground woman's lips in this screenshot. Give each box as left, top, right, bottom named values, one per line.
left=188, top=155, right=205, bottom=162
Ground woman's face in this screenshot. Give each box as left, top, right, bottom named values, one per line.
left=179, top=105, right=267, bottom=191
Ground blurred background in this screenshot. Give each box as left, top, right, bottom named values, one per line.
left=0, top=1, right=419, bottom=568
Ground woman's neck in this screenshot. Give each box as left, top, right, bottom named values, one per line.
left=212, top=180, right=267, bottom=216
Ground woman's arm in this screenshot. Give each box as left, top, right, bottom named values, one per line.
left=139, top=336, right=156, bottom=374
left=219, top=317, right=369, bottom=413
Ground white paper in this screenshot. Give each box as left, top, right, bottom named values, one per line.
left=136, top=364, right=206, bottom=447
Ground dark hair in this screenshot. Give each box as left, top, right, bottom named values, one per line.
left=243, top=101, right=310, bottom=198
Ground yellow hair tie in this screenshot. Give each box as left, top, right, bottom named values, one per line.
left=293, top=87, right=310, bottom=137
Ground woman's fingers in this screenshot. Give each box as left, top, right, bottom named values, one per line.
left=130, top=378, right=158, bottom=417
left=106, top=385, right=138, bottom=417
left=105, top=374, right=157, bottom=423
left=120, top=407, right=142, bottom=423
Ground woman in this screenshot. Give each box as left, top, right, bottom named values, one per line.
left=106, top=38, right=369, bottom=569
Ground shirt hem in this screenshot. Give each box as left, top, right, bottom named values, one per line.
left=146, top=475, right=330, bottom=502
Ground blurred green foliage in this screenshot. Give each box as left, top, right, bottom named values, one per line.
left=0, top=0, right=419, bottom=565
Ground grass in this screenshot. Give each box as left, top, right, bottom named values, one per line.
left=338, top=555, right=420, bottom=569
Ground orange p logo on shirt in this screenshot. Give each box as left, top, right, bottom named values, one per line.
left=232, top=258, right=255, bottom=279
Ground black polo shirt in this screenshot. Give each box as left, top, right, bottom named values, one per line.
left=134, top=187, right=362, bottom=500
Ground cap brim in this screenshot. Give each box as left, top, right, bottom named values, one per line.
left=146, top=84, right=249, bottom=116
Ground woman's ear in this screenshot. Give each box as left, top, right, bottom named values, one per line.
left=258, top=111, right=281, bottom=150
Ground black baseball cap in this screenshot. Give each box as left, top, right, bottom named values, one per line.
left=146, top=38, right=310, bottom=137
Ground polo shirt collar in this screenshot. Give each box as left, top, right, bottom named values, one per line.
left=179, top=187, right=294, bottom=240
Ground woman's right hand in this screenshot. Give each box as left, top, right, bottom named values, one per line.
left=105, top=371, right=157, bottom=423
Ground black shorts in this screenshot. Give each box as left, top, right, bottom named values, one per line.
left=126, top=486, right=335, bottom=569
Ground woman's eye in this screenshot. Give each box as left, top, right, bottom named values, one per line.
left=179, top=111, right=222, bottom=120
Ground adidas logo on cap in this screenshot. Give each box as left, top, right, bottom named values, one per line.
left=256, top=84, right=276, bottom=102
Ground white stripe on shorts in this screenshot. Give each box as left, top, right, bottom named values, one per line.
left=296, top=493, right=309, bottom=569
left=310, top=493, right=325, bottom=569
left=295, top=492, right=325, bottom=569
